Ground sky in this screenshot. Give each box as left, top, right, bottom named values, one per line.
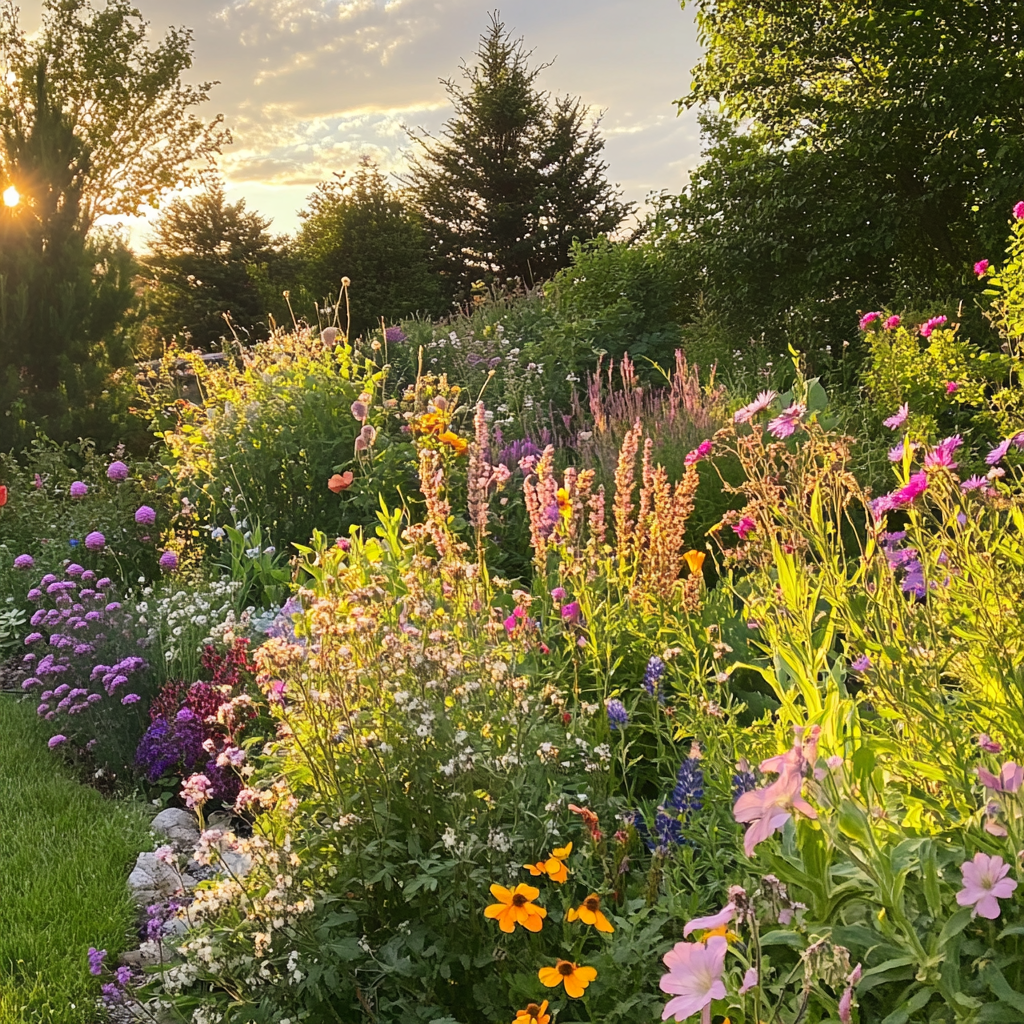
left=17, top=0, right=704, bottom=242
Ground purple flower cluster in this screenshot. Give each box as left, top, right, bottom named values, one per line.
left=20, top=569, right=148, bottom=746
left=669, top=755, right=705, bottom=815
left=643, top=655, right=666, bottom=697
left=606, top=698, right=629, bottom=730
left=880, top=531, right=927, bottom=599
left=135, top=710, right=207, bottom=782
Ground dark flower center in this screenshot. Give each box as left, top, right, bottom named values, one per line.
left=584, top=896, right=600, bottom=912
left=525, top=1005, right=541, bottom=1017
left=558, top=961, right=574, bottom=976
left=512, top=893, right=527, bottom=907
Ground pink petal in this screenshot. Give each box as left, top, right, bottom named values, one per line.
left=683, top=903, right=735, bottom=937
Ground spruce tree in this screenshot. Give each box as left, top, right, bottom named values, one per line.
left=405, top=13, right=630, bottom=296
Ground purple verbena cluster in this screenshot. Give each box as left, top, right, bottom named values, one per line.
left=20, top=569, right=148, bottom=746
left=135, top=708, right=208, bottom=782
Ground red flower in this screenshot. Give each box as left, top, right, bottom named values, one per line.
left=0, top=484, right=7, bottom=507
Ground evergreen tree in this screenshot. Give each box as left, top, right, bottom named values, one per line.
left=405, top=13, right=630, bottom=295
left=142, top=183, right=286, bottom=351
left=294, top=158, right=442, bottom=337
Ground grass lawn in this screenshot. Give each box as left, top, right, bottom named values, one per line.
left=0, top=694, right=152, bottom=1023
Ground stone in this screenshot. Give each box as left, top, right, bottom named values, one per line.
left=127, top=851, right=196, bottom=906
left=150, top=808, right=200, bottom=844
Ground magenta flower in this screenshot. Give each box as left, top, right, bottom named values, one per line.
left=919, top=315, right=948, bottom=338
left=135, top=505, right=157, bottom=526
left=883, top=403, right=909, bottom=430
left=887, top=442, right=906, bottom=463
left=659, top=935, right=728, bottom=1023
left=923, top=439, right=958, bottom=471
left=69, top=481, right=88, bottom=498
left=1015, top=201, right=1024, bottom=221
left=550, top=586, right=566, bottom=601
left=977, top=734, right=1003, bottom=753
left=858, top=311, right=882, bottom=331
left=738, top=968, right=758, bottom=996
left=121, top=693, right=140, bottom=705
left=987, top=438, right=1012, bottom=465
left=683, top=903, right=735, bottom=937
left=946, top=381, right=959, bottom=394
left=159, top=550, right=179, bottom=572
left=956, top=853, right=1017, bottom=919
left=48, top=734, right=67, bottom=749
left=106, top=461, right=129, bottom=482
left=838, top=964, right=862, bottom=1023
left=503, top=613, right=517, bottom=634
left=974, top=260, right=990, bottom=278
left=561, top=601, right=581, bottom=623
left=767, top=402, right=806, bottom=440
left=894, top=470, right=928, bottom=505
left=976, top=761, right=1024, bottom=793
left=684, top=440, right=714, bottom=466
left=884, top=315, right=901, bottom=330
left=13, top=554, right=33, bottom=569
left=851, top=654, right=871, bottom=672
left=85, top=531, right=105, bottom=552
left=732, top=516, right=756, bottom=541
left=733, top=390, right=778, bottom=425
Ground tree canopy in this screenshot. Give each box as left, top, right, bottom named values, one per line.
left=405, top=13, right=630, bottom=295
left=295, top=159, right=443, bottom=337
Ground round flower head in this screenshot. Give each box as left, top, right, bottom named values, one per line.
left=106, top=461, right=129, bottom=481
left=483, top=883, right=547, bottom=933
left=159, top=550, right=179, bottom=572
left=1015, top=200, right=1024, bottom=221
left=567, top=893, right=615, bottom=932
left=13, top=553, right=33, bottom=570
left=538, top=959, right=597, bottom=999
left=514, top=1001, right=550, bottom=1024
left=134, top=505, right=156, bottom=526
left=69, top=481, right=88, bottom=498
left=48, top=734, right=68, bottom=749
left=85, top=532, right=105, bottom=552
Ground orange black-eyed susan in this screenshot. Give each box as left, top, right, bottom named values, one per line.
left=513, top=1001, right=550, bottom=1024
left=538, top=959, right=597, bottom=998
left=524, top=841, right=572, bottom=884
left=483, top=883, right=546, bottom=933
left=566, top=893, right=614, bottom=933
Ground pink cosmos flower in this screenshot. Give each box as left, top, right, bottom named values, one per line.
left=977, top=734, right=1003, bottom=754
left=976, top=761, right=1024, bottom=793
left=732, top=517, right=756, bottom=541
left=883, top=315, right=901, bottom=330
left=733, top=391, right=778, bottom=425
left=883, top=403, right=909, bottom=430
left=858, top=311, right=882, bottom=331
left=894, top=470, right=928, bottom=505
left=956, top=853, right=1017, bottom=919
left=975, top=260, right=990, bottom=277
left=738, top=968, right=758, bottom=996
left=767, top=402, right=806, bottom=440
left=946, top=381, right=959, bottom=394
left=1015, top=201, right=1024, bottom=221
left=659, top=935, right=727, bottom=1023
left=734, top=764, right=818, bottom=857
left=682, top=903, right=735, bottom=937
left=919, top=315, right=948, bottom=338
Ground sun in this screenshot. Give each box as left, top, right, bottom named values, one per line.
left=2, top=185, right=19, bottom=208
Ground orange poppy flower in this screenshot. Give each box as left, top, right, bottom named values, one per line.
left=538, top=959, right=597, bottom=998
left=524, top=842, right=572, bottom=884
left=513, top=1001, right=550, bottom=1024
left=328, top=471, right=354, bottom=493
left=0, top=484, right=6, bottom=507
left=483, top=883, right=546, bottom=933
left=438, top=430, right=468, bottom=456
left=683, top=549, right=706, bottom=575
left=566, top=893, right=615, bottom=933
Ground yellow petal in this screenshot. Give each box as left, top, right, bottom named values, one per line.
left=576, top=966, right=597, bottom=984
left=538, top=968, right=562, bottom=988
left=515, top=883, right=540, bottom=901
left=594, top=910, right=615, bottom=933
left=563, top=974, right=585, bottom=998
left=489, top=884, right=513, bottom=903
left=566, top=907, right=579, bottom=922
left=483, top=904, right=505, bottom=919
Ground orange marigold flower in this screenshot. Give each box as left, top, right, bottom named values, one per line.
left=538, top=959, right=597, bottom=998
left=683, top=549, right=706, bottom=575
left=524, top=841, right=572, bottom=884
left=566, top=893, right=614, bottom=933
left=513, top=1000, right=550, bottom=1024
left=439, top=430, right=468, bottom=455
left=328, top=471, right=354, bottom=493
left=484, top=883, right=546, bottom=933
left=417, top=411, right=447, bottom=436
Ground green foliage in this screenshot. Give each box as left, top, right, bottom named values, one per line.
left=293, top=159, right=443, bottom=338
left=405, top=13, right=630, bottom=297
left=141, top=182, right=289, bottom=353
